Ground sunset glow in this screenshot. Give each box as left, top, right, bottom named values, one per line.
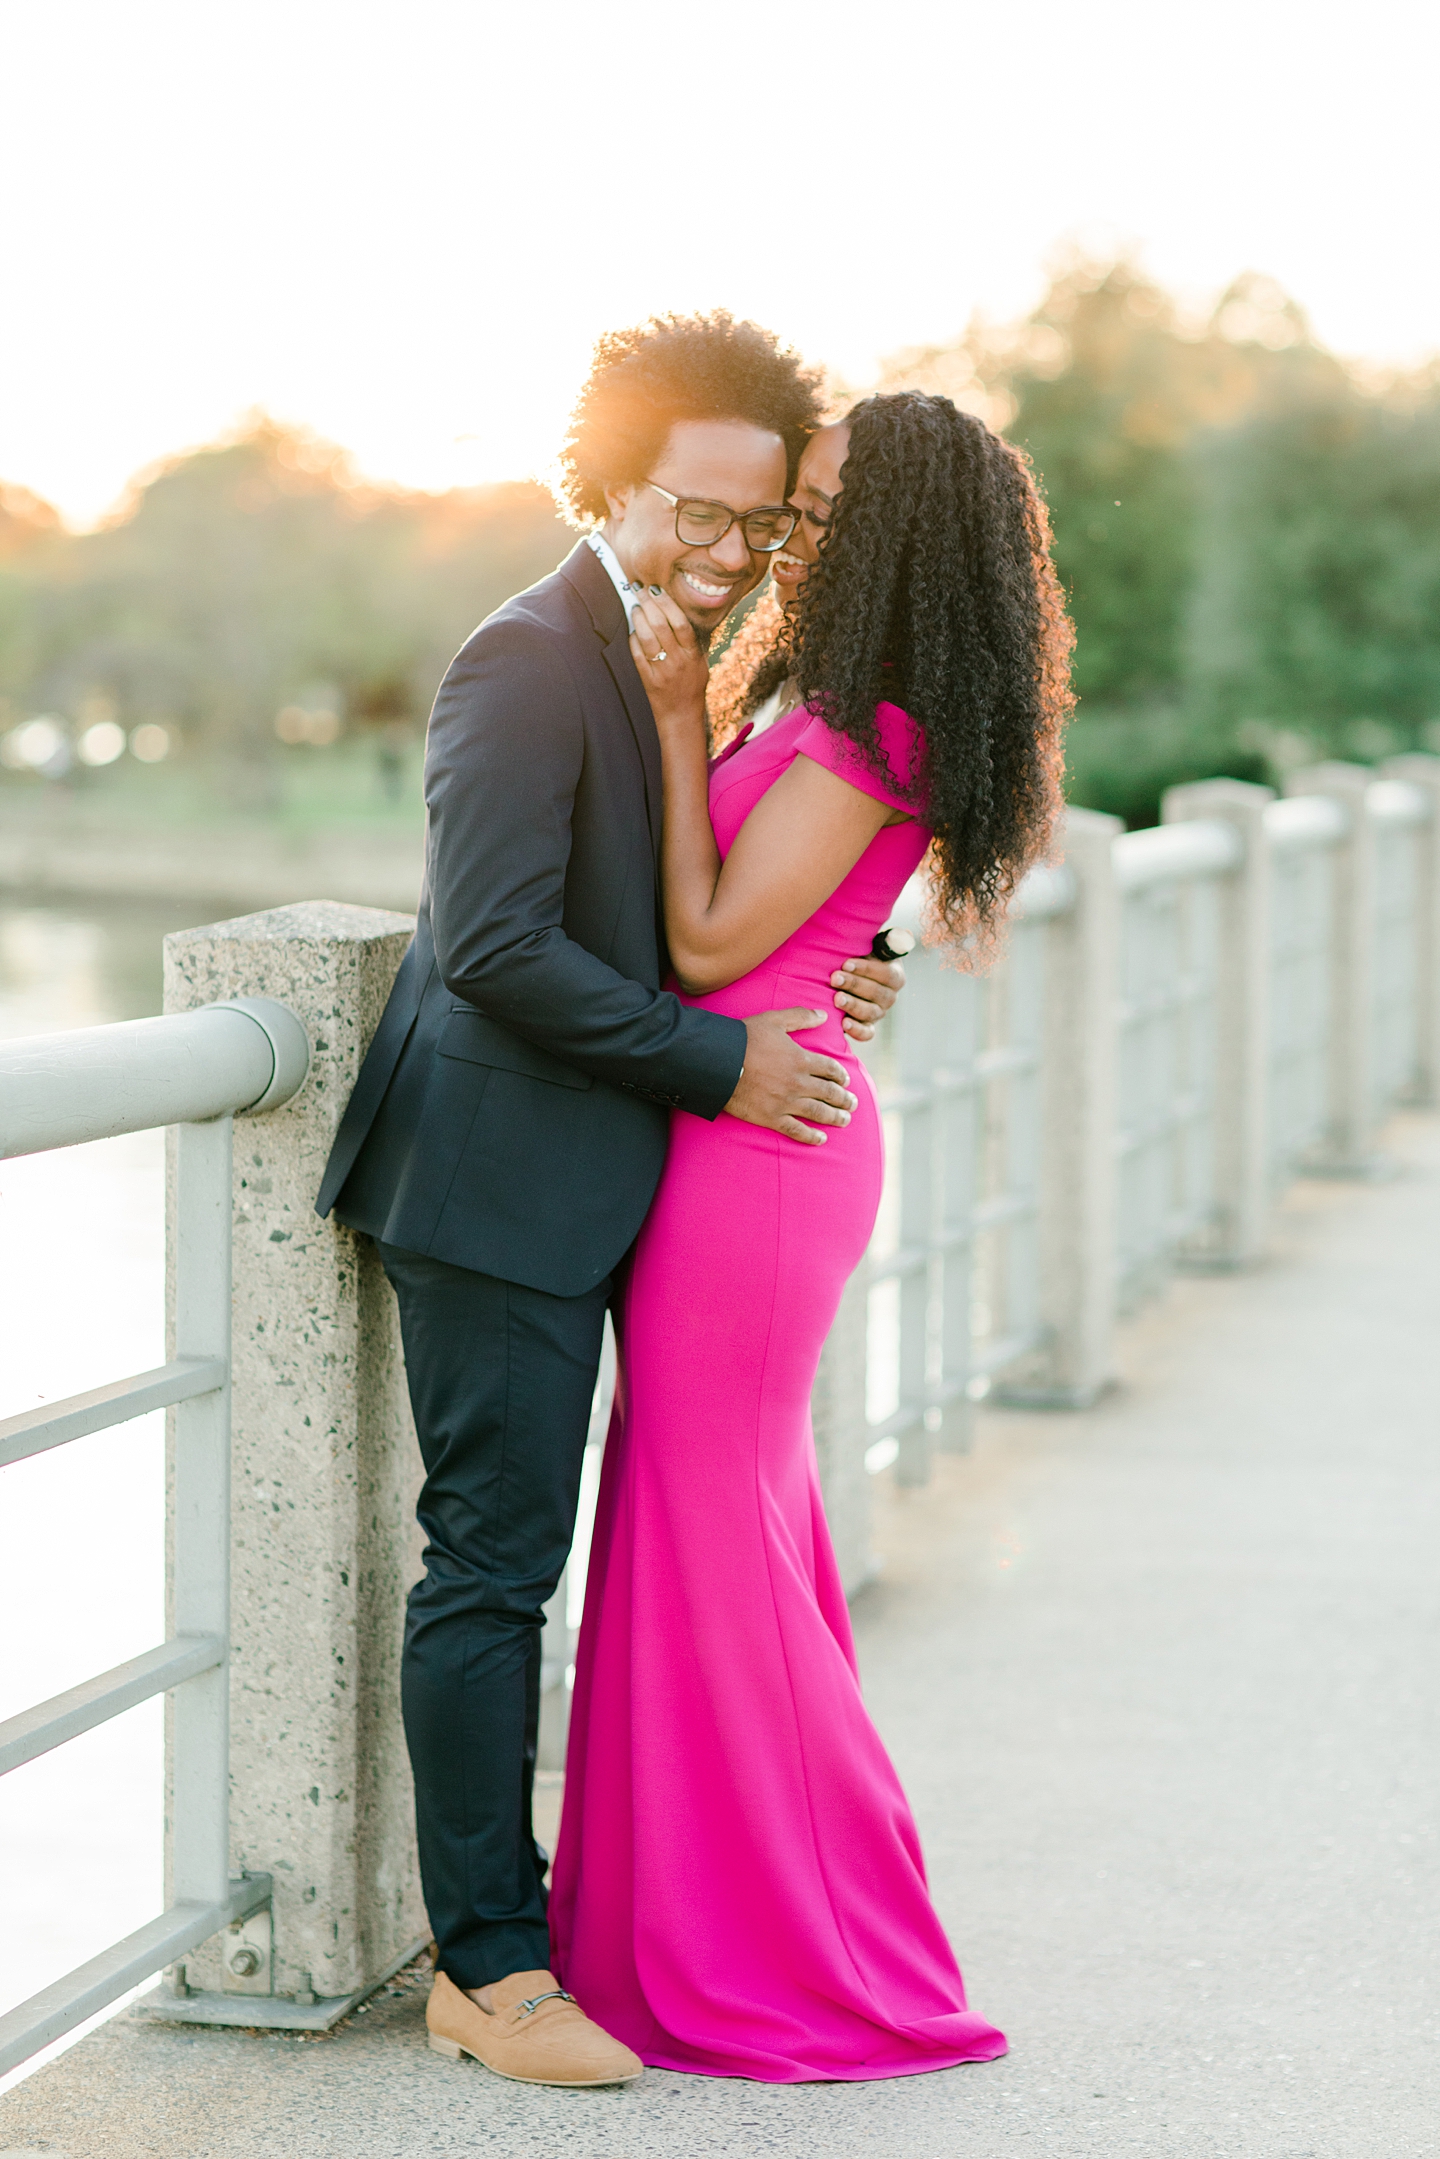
left=3, top=0, right=1436, bottom=526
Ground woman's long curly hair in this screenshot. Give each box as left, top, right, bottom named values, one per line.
left=709, top=392, right=1073, bottom=956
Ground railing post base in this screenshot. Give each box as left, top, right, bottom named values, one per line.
left=134, top=1931, right=431, bottom=2034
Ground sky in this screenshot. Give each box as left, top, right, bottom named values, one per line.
left=1, top=0, right=1434, bottom=528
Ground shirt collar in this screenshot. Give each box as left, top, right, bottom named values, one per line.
left=585, top=529, right=647, bottom=627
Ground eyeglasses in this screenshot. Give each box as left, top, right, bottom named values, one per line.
left=646, top=482, right=799, bottom=554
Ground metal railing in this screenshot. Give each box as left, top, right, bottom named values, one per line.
left=834, top=757, right=1440, bottom=1524
left=7, top=753, right=1440, bottom=2068
left=857, top=865, right=1072, bottom=1483
left=0, top=998, right=308, bottom=2078
left=1112, top=820, right=1239, bottom=1305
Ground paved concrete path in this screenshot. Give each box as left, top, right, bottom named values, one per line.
left=5, top=1119, right=1438, bottom=2158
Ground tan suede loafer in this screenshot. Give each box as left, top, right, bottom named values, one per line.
left=426, top=1967, right=643, bottom=2086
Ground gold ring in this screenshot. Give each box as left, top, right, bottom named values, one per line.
left=654, top=649, right=668, bottom=662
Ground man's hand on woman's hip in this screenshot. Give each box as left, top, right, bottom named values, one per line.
left=724, top=1010, right=859, bottom=1147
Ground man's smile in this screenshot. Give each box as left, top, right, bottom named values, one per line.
left=676, top=565, right=741, bottom=608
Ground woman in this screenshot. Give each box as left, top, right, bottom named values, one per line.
left=549, top=392, right=1072, bottom=2079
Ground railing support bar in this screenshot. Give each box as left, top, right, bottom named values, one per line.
left=0, top=1635, right=225, bottom=1778
left=0, top=1873, right=270, bottom=2079
left=0, top=1357, right=226, bottom=1470
left=167, top=1115, right=233, bottom=1915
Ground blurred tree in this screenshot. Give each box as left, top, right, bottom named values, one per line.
left=5, top=300, right=1440, bottom=830
left=993, top=260, right=1200, bottom=707
left=0, top=484, right=62, bottom=561
left=884, top=259, right=1213, bottom=714
left=0, top=420, right=572, bottom=801
left=0, top=487, right=65, bottom=712
left=880, top=259, right=1438, bottom=821
left=1189, top=367, right=1440, bottom=749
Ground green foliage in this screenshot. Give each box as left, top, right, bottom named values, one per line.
left=1063, top=710, right=1269, bottom=831
left=886, top=260, right=1440, bottom=822
left=1002, top=264, right=1201, bottom=707
left=1190, top=381, right=1440, bottom=746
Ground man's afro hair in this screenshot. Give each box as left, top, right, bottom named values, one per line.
left=556, top=311, right=825, bottom=525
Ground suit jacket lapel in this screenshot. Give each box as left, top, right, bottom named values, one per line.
left=560, top=541, right=663, bottom=861
left=602, top=621, right=663, bottom=861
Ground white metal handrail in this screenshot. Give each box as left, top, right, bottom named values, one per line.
left=1113, top=817, right=1243, bottom=891
left=0, top=1637, right=227, bottom=1779
left=0, top=1358, right=227, bottom=1469
left=1263, top=795, right=1348, bottom=852
left=1367, top=779, right=1428, bottom=827
left=0, top=997, right=309, bottom=2079
left=0, top=997, right=308, bottom=1159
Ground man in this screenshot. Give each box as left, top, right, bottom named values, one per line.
left=316, top=313, right=902, bottom=2085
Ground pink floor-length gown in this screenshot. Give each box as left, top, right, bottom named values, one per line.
left=549, top=702, right=1006, bottom=2081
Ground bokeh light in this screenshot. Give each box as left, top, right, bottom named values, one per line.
left=77, top=721, right=126, bottom=767
left=127, top=724, right=171, bottom=764
left=0, top=718, right=69, bottom=777
left=274, top=704, right=342, bottom=747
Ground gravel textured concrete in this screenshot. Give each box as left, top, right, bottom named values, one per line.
left=4, top=1117, right=1438, bottom=2157
left=163, top=905, right=427, bottom=2000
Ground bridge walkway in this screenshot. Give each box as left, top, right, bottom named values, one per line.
left=2, top=1116, right=1437, bottom=2158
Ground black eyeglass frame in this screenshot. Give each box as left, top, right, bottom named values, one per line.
left=645, top=482, right=800, bottom=554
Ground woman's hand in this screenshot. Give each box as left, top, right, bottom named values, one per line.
left=630, top=589, right=709, bottom=735
left=833, top=954, right=906, bottom=1042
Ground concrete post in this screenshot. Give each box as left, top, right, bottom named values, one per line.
left=1381, top=754, right=1440, bottom=1105
left=161, top=901, right=425, bottom=2015
left=1162, top=779, right=1276, bottom=1265
left=998, top=806, right=1122, bottom=1408
left=1284, top=763, right=1377, bottom=1171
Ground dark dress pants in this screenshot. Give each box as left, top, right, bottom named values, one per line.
left=378, top=1240, right=610, bottom=1989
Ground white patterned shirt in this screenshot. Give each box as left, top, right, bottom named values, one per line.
left=585, top=529, right=648, bottom=628
left=589, top=528, right=800, bottom=740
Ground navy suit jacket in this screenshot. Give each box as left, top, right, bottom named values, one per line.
left=315, top=541, right=747, bottom=1295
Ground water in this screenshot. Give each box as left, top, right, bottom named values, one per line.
left=0, top=897, right=221, bottom=2077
